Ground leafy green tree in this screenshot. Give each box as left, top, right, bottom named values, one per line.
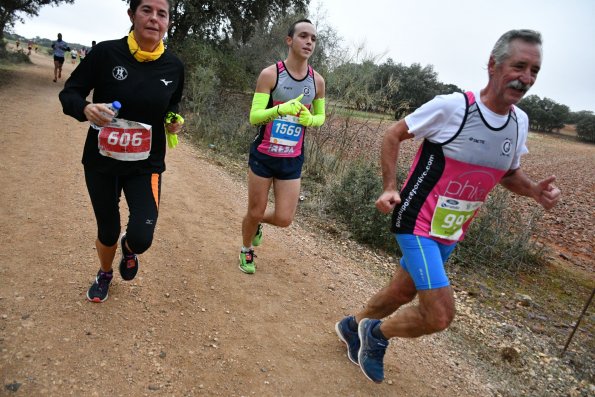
left=176, top=12, right=337, bottom=93
left=325, top=56, right=463, bottom=117
left=576, top=114, right=595, bottom=143
left=397, top=63, right=441, bottom=111
left=518, top=95, right=540, bottom=129
left=567, top=110, right=594, bottom=125
left=373, top=59, right=405, bottom=114
left=548, top=101, right=570, bottom=132
left=436, top=82, right=463, bottom=95
left=158, top=0, right=309, bottom=48
left=0, top=0, right=74, bottom=42
left=327, top=61, right=379, bottom=111
left=518, top=95, right=569, bottom=132
left=234, top=14, right=306, bottom=83
left=375, top=61, right=446, bottom=119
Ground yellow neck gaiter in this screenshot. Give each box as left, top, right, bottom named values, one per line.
left=127, top=31, right=164, bottom=62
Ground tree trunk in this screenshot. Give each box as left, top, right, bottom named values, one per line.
left=0, top=9, right=12, bottom=42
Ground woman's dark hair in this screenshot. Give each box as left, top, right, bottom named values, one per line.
left=128, top=0, right=172, bottom=31
left=287, top=18, right=313, bottom=38
left=129, top=0, right=171, bottom=14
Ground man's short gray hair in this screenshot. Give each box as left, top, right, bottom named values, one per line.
left=491, top=29, right=542, bottom=64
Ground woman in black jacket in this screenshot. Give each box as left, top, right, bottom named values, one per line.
left=59, top=0, right=184, bottom=303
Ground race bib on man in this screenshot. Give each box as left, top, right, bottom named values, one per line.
left=270, top=115, right=303, bottom=146
left=430, top=196, right=482, bottom=241
left=98, top=118, right=152, bottom=161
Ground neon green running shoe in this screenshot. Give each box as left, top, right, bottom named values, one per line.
left=239, top=249, right=256, bottom=274
left=252, top=224, right=263, bottom=247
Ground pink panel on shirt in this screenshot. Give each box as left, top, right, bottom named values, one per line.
left=412, top=155, right=507, bottom=244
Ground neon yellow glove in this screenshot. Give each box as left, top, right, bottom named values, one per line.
left=298, top=98, right=326, bottom=127
left=166, top=133, right=178, bottom=149
left=165, top=111, right=184, bottom=124
left=164, top=112, right=184, bottom=149
left=277, top=94, right=304, bottom=116
left=249, top=93, right=304, bottom=125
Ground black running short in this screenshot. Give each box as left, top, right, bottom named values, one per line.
left=248, top=146, right=304, bottom=180
left=84, top=168, right=161, bottom=253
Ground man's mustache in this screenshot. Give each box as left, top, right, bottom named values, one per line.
left=507, top=79, right=532, bottom=92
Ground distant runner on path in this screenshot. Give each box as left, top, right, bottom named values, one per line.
left=335, top=29, right=561, bottom=384
left=58, top=0, right=184, bottom=303
left=238, top=18, right=326, bottom=274
left=51, top=33, right=70, bottom=82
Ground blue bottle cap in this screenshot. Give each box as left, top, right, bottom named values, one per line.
left=112, top=101, right=122, bottom=110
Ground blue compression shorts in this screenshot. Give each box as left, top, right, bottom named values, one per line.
left=395, top=234, right=457, bottom=290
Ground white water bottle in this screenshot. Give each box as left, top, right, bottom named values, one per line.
left=91, top=101, right=122, bottom=130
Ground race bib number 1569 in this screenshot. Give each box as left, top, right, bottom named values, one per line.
left=270, top=115, right=302, bottom=147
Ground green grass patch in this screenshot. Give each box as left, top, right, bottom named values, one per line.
left=330, top=104, right=392, bottom=121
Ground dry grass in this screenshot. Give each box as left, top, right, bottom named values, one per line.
left=559, top=123, right=578, bottom=137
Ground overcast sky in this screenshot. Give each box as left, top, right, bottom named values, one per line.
left=13, top=0, right=594, bottom=112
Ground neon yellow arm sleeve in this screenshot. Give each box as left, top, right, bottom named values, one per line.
left=310, top=98, right=326, bottom=127
left=249, top=93, right=279, bottom=125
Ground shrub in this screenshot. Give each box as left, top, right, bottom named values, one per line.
left=186, top=86, right=254, bottom=156
left=0, top=41, right=31, bottom=64
left=178, top=38, right=256, bottom=156
left=303, top=103, right=389, bottom=183
left=327, top=161, right=398, bottom=251
left=452, top=187, right=546, bottom=273
left=323, top=164, right=546, bottom=274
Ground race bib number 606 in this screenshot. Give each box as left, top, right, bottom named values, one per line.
left=98, top=119, right=152, bottom=161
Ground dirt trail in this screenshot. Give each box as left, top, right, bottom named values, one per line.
left=0, top=53, right=491, bottom=396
